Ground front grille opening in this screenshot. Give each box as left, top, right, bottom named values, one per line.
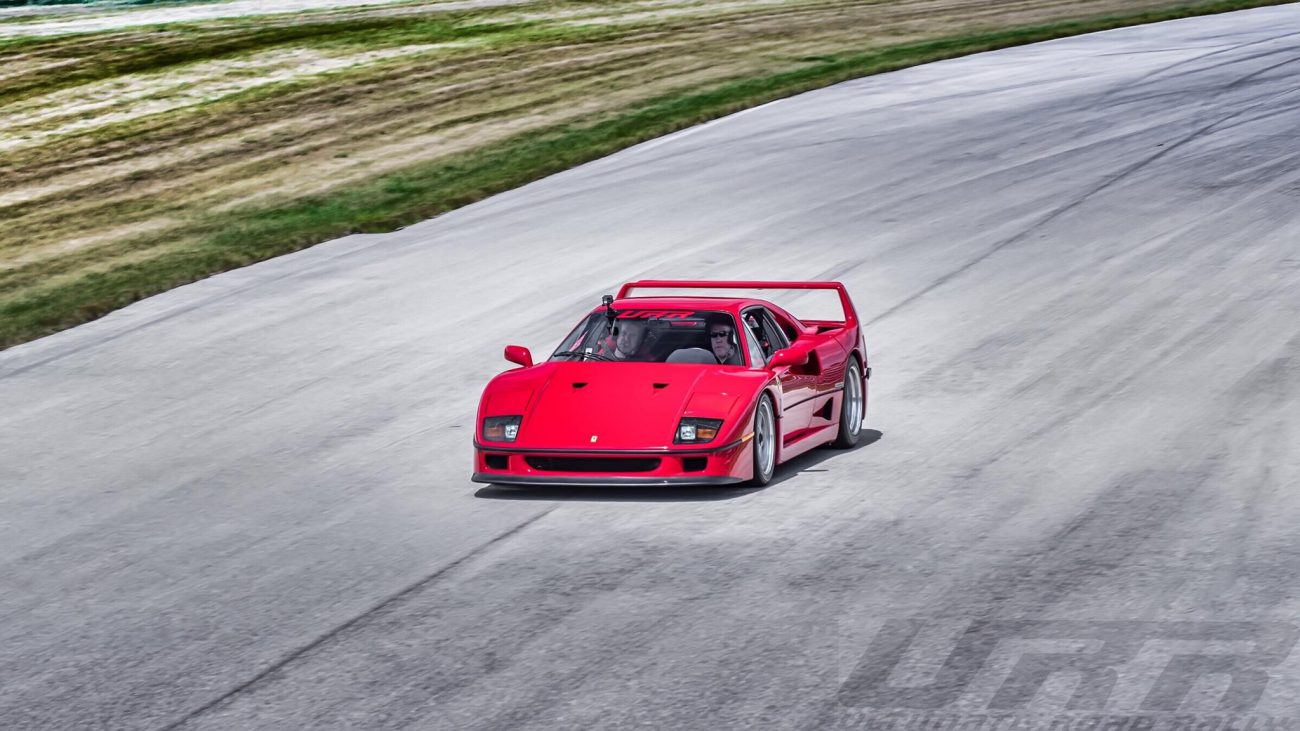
left=484, top=454, right=508, bottom=470
left=525, top=456, right=660, bottom=473
left=682, top=457, right=707, bottom=472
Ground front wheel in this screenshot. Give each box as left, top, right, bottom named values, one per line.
left=832, top=361, right=864, bottom=449
left=750, top=394, right=777, bottom=486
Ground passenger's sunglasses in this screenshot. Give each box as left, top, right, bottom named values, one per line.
left=709, top=331, right=732, bottom=339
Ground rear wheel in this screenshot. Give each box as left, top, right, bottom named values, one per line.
left=832, top=361, right=864, bottom=449
left=750, top=394, right=777, bottom=486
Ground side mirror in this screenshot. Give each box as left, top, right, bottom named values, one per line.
left=768, top=343, right=810, bottom=369
left=504, top=345, right=533, bottom=368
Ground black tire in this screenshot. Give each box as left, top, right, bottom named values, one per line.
left=750, top=394, right=777, bottom=486
left=832, top=361, right=864, bottom=449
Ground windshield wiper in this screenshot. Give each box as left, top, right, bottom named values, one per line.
left=552, top=350, right=614, bottom=362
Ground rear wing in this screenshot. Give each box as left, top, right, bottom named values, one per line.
left=617, top=280, right=858, bottom=329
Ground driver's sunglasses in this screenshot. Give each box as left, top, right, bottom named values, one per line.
left=709, top=331, right=732, bottom=339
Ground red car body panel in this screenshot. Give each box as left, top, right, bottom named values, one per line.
left=472, top=280, right=869, bottom=486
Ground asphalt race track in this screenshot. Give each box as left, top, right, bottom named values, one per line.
left=3, top=6, right=1300, bottom=729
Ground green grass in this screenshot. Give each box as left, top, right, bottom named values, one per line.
left=1, top=0, right=1295, bottom=348
left=0, top=14, right=540, bottom=104
left=0, top=0, right=180, bottom=6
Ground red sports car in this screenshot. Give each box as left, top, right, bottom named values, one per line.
left=472, top=280, right=870, bottom=487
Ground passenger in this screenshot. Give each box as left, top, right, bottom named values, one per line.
left=708, top=320, right=742, bottom=365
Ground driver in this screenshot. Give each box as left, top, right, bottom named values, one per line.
left=600, top=319, right=648, bottom=360
left=708, top=320, right=741, bottom=365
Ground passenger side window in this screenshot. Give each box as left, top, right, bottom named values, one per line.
left=743, top=307, right=789, bottom=363
left=768, top=311, right=800, bottom=343
left=742, top=322, right=766, bottom=367
left=761, top=311, right=791, bottom=351
left=743, top=310, right=771, bottom=360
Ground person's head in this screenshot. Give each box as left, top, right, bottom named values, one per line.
left=709, top=320, right=736, bottom=363
left=614, top=320, right=645, bottom=357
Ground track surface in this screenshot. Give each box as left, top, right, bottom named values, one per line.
left=3, top=7, right=1300, bottom=729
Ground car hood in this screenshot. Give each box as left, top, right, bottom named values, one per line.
left=482, top=361, right=766, bottom=450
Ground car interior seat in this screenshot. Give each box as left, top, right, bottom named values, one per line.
left=666, top=348, right=717, bottom=364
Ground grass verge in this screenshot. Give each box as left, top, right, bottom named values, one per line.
left=1, top=0, right=1294, bottom=349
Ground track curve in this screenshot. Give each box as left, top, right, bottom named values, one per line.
left=3, top=6, right=1300, bottom=728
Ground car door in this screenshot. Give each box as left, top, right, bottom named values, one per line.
left=767, top=307, right=846, bottom=436
left=743, top=306, right=816, bottom=447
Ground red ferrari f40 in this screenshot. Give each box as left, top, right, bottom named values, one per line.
left=472, top=280, right=870, bottom=487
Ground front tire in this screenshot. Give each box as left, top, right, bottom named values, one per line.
left=750, top=394, right=777, bottom=486
left=832, top=361, right=864, bottom=449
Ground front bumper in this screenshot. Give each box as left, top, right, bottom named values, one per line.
left=472, top=439, right=749, bottom=487
left=471, top=473, right=744, bottom=487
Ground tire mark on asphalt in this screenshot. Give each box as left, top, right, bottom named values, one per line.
left=1213, top=331, right=1300, bottom=608
left=1219, top=50, right=1300, bottom=92
left=931, top=343, right=1300, bottom=623
left=1103, top=27, right=1300, bottom=95
left=157, top=506, right=557, bottom=731
left=818, top=26, right=1300, bottom=304
left=1208, top=96, right=1300, bottom=135
left=1118, top=42, right=1299, bottom=90
left=883, top=160, right=1300, bottom=558
left=850, top=141, right=1186, bottom=327
left=839, top=69, right=1300, bottom=327
left=414, top=542, right=755, bottom=729
left=328, top=535, right=676, bottom=728
left=949, top=467, right=1209, bottom=618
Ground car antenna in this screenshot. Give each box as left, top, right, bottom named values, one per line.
left=602, top=294, right=618, bottom=334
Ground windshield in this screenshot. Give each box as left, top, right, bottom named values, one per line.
left=551, top=310, right=745, bottom=365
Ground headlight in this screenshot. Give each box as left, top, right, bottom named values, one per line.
left=675, top=418, right=723, bottom=444
left=482, top=415, right=522, bottom=442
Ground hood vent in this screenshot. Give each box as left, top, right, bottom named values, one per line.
left=572, top=382, right=588, bottom=389
left=653, top=383, right=669, bottom=389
